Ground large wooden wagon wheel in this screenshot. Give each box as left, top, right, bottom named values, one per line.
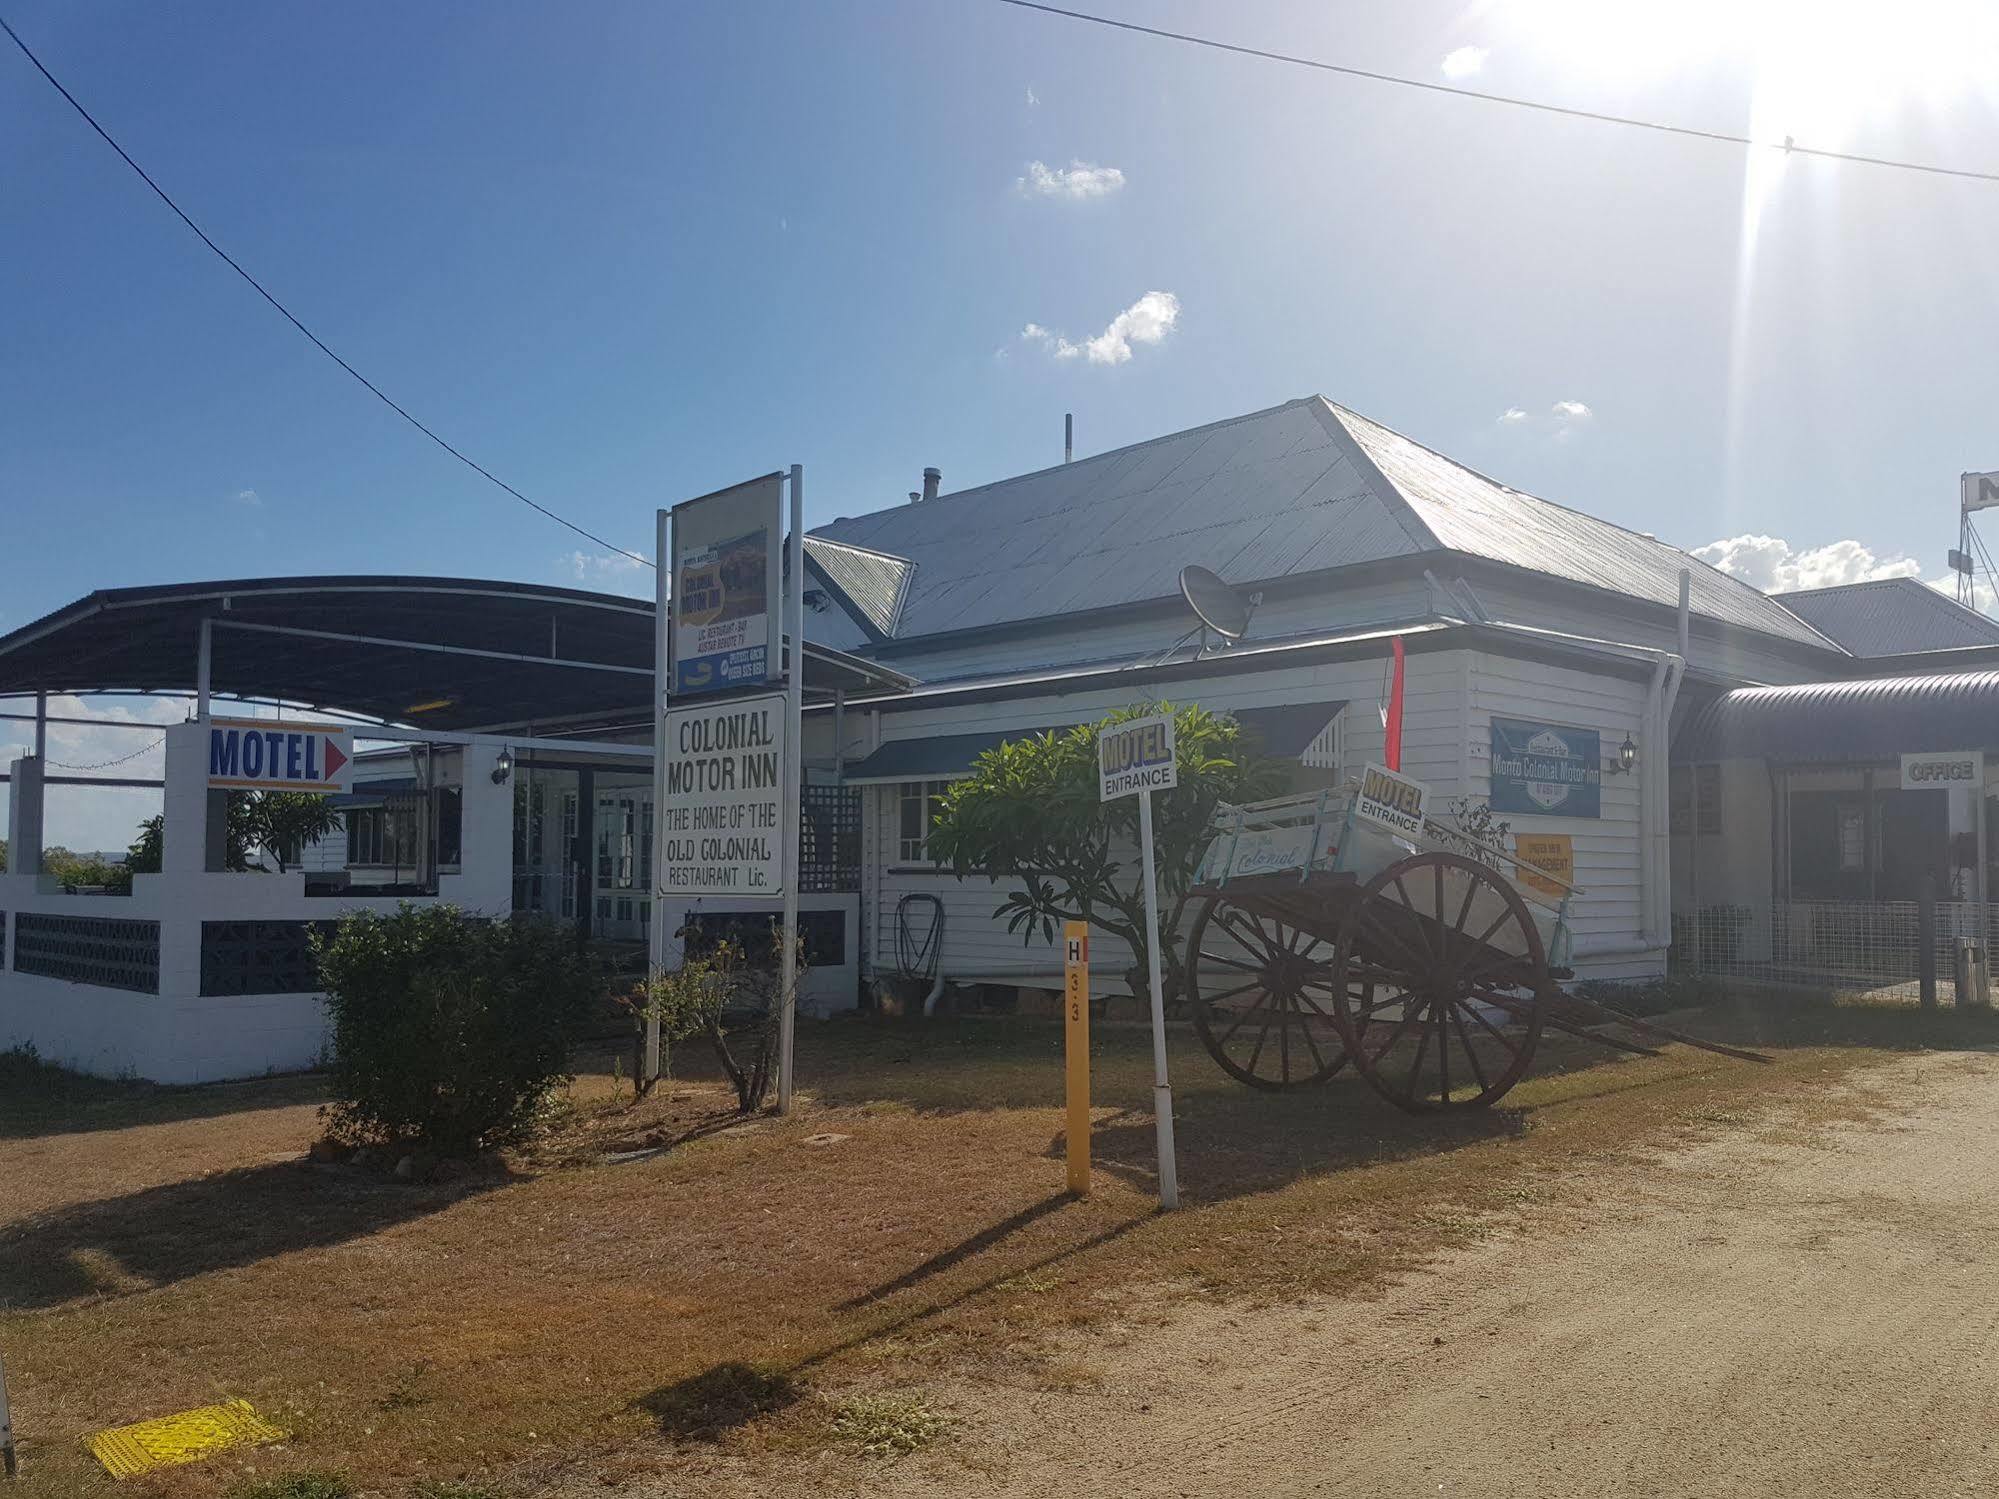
left=1328, top=852, right=1548, bottom=1112
left=1186, top=894, right=1349, bottom=1090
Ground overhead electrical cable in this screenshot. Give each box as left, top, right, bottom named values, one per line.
left=0, top=13, right=655, bottom=568
left=996, top=0, right=1999, bottom=187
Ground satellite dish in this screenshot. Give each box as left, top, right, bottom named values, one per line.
left=1179, top=565, right=1250, bottom=642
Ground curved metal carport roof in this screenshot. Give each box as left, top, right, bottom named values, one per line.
left=1675, top=670, right=1999, bottom=762
left=0, top=576, right=913, bottom=732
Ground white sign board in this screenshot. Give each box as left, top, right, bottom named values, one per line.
left=1902, top=750, right=1984, bottom=792
left=670, top=473, right=783, bottom=696
left=659, top=693, right=787, bottom=895
left=1354, top=761, right=1429, bottom=838
left=1963, top=472, right=1999, bottom=514
left=1099, top=714, right=1178, bottom=802
left=207, top=717, right=352, bottom=792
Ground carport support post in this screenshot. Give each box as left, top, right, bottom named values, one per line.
left=1919, top=874, right=1938, bottom=1011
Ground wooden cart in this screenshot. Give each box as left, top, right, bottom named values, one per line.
left=1186, top=783, right=1765, bottom=1111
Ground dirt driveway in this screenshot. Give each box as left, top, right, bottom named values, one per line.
left=829, top=1050, right=1999, bottom=1498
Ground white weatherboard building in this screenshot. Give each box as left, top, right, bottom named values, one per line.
left=7, top=396, right=1999, bottom=1079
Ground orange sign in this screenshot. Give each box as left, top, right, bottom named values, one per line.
left=1515, top=833, right=1574, bottom=898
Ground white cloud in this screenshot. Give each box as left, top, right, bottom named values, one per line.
left=562, top=550, right=651, bottom=598
left=1021, top=290, right=1181, bottom=367
left=1693, top=534, right=1923, bottom=593
left=1441, top=46, right=1488, bottom=79
left=1551, top=400, right=1592, bottom=421
left=1498, top=407, right=1530, bottom=424
left=233, top=488, right=260, bottom=506
left=1925, top=574, right=1999, bottom=614
left=1017, top=160, right=1127, bottom=200
left=1026, top=86, right=1039, bottom=107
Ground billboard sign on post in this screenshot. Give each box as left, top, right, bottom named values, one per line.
left=670, top=474, right=782, bottom=696
left=659, top=693, right=787, bottom=896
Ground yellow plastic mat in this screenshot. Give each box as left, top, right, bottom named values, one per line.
left=87, top=1399, right=287, bottom=1478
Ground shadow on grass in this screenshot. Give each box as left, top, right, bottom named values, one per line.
left=636, top=1362, right=803, bottom=1441
left=0, top=1050, right=326, bottom=1141
left=0, top=1159, right=503, bottom=1310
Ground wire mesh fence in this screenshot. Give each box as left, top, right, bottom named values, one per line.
left=1676, top=899, right=1999, bottom=1003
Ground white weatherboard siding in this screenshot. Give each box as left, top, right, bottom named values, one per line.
left=1471, top=577, right=1835, bottom=688
left=1467, top=651, right=1653, bottom=979
left=854, top=577, right=1434, bottom=686
left=856, top=645, right=1662, bottom=991
left=858, top=649, right=1505, bottom=991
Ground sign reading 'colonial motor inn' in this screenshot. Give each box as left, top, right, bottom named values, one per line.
left=659, top=693, right=786, bottom=894
left=1490, top=717, right=1602, bottom=818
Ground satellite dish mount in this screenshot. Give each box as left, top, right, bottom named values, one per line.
left=1151, top=565, right=1261, bottom=665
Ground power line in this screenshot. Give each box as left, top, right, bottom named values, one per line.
left=0, top=13, right=655, bottom=569
left=997, top=0, right=1999, bottom=187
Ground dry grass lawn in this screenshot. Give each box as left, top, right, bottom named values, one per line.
left=4, top=992, right=1996, bottom=1499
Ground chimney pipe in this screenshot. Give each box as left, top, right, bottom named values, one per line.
left=1064, top=412, right=1074, bottom=464
left=921, top=466, right=941, bottom=504
left=908, top=491, right=921, bottom=505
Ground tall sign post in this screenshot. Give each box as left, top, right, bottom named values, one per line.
left=651, top=470, right=802, bottom=1108
left=777, top=465, right=805, bottom=1112
left=1098, top=713, right=1181, bottom=1210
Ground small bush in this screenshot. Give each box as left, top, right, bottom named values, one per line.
left=830, top=1390, right=952, bottom=1458
left=225, top=1471, right=353, bottom=1499
left=314, top=906, right=598, bottom=1156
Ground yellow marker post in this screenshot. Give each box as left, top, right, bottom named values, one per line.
left=1064, top=921, right=1091, bottom=1196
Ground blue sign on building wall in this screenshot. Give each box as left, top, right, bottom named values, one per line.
left=1489, top=718, right=1601, bottom=818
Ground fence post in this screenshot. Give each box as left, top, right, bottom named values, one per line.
left=1919, top=875, right=1938, bottom=1012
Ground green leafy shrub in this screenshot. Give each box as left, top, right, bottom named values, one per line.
left=314, top=906, right=598, bottom=1156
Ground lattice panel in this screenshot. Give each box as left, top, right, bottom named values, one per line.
left=14, top=913, right=160, bottom=994
left=799, top=784, right=862, bottom=893
left=200, top=920, right=340, bottom=997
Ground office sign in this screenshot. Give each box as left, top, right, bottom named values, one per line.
left=1490, top=718, right=1602, bottom=818
left=659, top=693, right=786, bottom=895
left=1355, top=762, right=1429, bottom=838
left=1099, top=714, right=1178, bottom=802
left=1514, top=833, right=1575, bottom=899
left=1901, top=750, right=1983, bottom=791
left=670, top=473, right=782, bottom=696
left=207, top=718, right=352, bottom=792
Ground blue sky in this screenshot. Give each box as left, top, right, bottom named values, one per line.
left=5, top=0, right=1999, bottom=845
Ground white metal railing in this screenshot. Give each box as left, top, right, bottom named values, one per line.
left=1676, top=899, right=1999, bottom=993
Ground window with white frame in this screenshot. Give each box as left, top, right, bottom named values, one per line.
left=1285, top=711, right=1345, bottom=793
left=898, top=780, right=950, bottom=863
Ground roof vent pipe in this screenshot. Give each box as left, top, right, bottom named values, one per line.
left=909, top=491, right=921, bottom=505
left=921, top=467, right=941, bottom=504
left=1064, top=412, right=1074, bottom=464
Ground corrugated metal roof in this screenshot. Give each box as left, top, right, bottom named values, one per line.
left=1675, top=670, right=1999, bottom=761
left=1771, top=578, right=1999, bottom=657
left=803, top=537, right=913, bottom=638
left=811, top=396, right=1837, bottom=652
left=1327, top=403, right=1835, bottom=649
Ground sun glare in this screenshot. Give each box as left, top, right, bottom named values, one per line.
left=1502, top=0, right=1999, bottom=143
